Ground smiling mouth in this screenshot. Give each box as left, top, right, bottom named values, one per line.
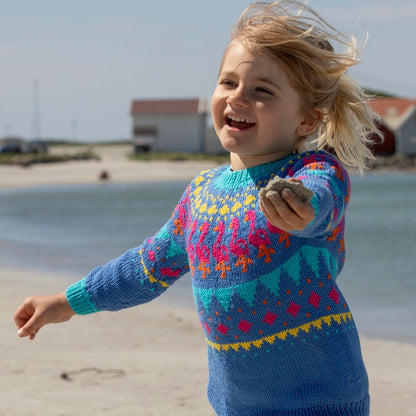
left=226, top=115, right=256, bottom=130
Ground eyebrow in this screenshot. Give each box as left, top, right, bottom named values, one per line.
left=217, top=70, right=236, bottom=79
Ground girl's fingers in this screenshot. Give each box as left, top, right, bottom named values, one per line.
left=28, top=332, right=38, bottom=341
left=280, top=189, right=315, bottom=226
left=261, top=193, right=293, bottom=231
left=14, top=303, right=35, bottom=329
left=262, top=189, right=314, bottom=231
left=17, top=316, right=42, bottom=338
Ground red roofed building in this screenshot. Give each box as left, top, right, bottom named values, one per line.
left=130, top=98, right=220, bottom=153
left=367, top=98, right=416, bottom=155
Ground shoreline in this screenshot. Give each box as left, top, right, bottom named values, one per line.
left=2, top=266, right=416, bottom=415
left=1, top=144, right=415, bottom=191
left=0, top=144, right=220, bottom=190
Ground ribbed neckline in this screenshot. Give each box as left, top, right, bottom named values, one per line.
left=215, top=154, right=294, bottom=189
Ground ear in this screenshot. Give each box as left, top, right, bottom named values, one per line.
left=296, top=108, right=323, bottom=137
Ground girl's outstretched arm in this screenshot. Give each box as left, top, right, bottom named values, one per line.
left=261, top=152, right=351, bottom=237
left=14, top=293, right=75, bottom=340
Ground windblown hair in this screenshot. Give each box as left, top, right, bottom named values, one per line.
left=230, top=1, right=382, bottom=172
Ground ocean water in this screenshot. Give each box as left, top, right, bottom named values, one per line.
left=1, top=174, right=415, bottom=342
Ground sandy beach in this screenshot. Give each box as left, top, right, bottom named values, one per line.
left=0, top=144, right=220, bottom=189
left=1, top=145, right=416, bottom=415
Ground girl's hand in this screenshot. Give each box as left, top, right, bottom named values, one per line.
left=14, top=293, right=75, bottom=340
left=260, top=180, right=315, bottom=232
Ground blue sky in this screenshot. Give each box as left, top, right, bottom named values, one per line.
left=1, top=0, right=415, bottom=142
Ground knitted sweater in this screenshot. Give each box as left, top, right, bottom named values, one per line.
left=66, top=151, right=369, bottom=416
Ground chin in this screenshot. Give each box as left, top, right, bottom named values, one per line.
left=218, top=136, right=239, bottom=152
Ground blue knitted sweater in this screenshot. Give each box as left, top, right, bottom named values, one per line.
left=66, top=151, right=369, bottom=416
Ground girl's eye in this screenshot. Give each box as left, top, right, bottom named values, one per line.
left=220, top=79, right=236, bottom=88
left=256, top=87, right=273, bottom=95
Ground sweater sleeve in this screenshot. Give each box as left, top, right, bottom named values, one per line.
left=66, top=186, right=191, bottom=315
left=287, top=152, right=350, bottom=238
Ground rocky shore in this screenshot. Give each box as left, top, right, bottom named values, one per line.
left=368, top=153, right=416, bottom=172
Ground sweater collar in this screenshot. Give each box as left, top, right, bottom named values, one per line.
left=215, top=154, right=294, bottom=189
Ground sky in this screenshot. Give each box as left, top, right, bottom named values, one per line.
left=1, top=0, right=415, bottom=142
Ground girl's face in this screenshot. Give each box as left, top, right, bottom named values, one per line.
left=211, top=40, right=312, bottom=170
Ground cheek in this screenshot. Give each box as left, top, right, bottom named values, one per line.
left=262, top=112, right=299, bottom=143
left=211, top=94, right=225, bottom=128
left=271, top=106, right=301, bottom=132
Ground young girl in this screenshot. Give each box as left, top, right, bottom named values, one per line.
left=14, top=1, right=380, bottom=415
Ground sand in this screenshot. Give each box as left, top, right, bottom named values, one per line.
left=0, top=144, right=220, bottom=189
left=2, top=269, right=212, bottom=416
left=1, top=145, right=415, bottom=415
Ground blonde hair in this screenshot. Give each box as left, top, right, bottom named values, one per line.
left=231, top=1, right=382, bottom=172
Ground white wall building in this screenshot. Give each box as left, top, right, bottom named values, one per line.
left=131, top=98, right=220, bottom=153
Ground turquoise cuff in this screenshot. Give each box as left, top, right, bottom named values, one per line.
left=65, top=279, right=101, bottom=315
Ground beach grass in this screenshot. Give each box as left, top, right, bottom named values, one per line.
left=129, top=151, right=229, bottom=164
left=0, top=150, right=100, bottom=166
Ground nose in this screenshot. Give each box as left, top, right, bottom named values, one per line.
left=226, top=85, right=249, bottom=108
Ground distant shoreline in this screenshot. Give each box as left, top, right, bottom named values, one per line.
left=1, top=144, right=415, bottom=190
left=366, top=153, right=416, bottom=173
left=0, top=144, right=220, bottom=190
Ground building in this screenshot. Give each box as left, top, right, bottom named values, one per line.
left=367, top=98, right=416, bottom=155
left=129, top=95, right=416, bottom=157
left=130, top=98, right=215, bottom=153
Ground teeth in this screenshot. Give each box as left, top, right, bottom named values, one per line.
left=228, top=115, right=254, bottom=124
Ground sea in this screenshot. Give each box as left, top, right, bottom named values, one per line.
left=1, top=173, right=415, bottom=343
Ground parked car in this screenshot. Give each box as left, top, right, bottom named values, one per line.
left=21, top=140, right=48, bottom=154
left=0, top=138, right=25, bottom=153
